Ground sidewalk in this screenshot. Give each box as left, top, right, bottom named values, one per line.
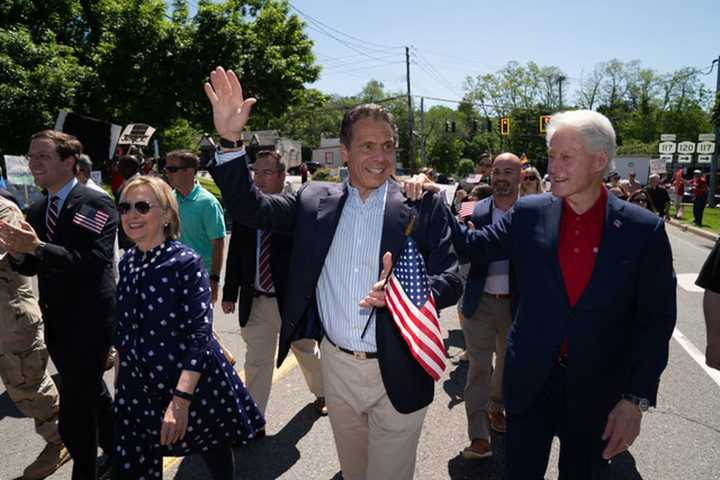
left=667, top=218, right=719, bottom=242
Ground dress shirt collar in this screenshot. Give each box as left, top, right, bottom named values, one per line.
left=50, top=177, right=78, bottom=207
left=345, top=180, right=389, bottom=209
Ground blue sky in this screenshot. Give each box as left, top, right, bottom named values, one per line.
left=184, top=0, right=719, bottom=104
left=285, top=0, right=719, bottom=104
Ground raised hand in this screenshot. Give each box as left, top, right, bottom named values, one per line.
left=204, top=67, right=257, bottom=141
left=359, top=252, right=393, bottom=309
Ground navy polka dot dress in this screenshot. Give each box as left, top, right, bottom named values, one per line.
left=113, top=240, right=264, bottom=478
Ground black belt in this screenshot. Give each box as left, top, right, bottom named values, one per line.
left=253, top=289, right=277, bottom=298
left=324, top=336, right=378, bottom=360
left=483, top=292, right=511, bottom=300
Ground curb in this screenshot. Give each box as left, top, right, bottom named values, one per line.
left=667, top=219, right=719, bottom=242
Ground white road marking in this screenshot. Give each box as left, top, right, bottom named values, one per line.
left=672, top=328, right=720, bottom=388
left=676, top=273, right=704, bottom=293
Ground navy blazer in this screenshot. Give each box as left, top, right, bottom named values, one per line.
left=11, top=183, right=118, bottom=347
left=222, top=221, right=292, bottom=327
left=209, top=154, right=463, bottom=414
left=454, top=192, right=676, bottom=424
left=451, top=197, right=516, bottom=318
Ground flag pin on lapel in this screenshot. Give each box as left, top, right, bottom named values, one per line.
left=613, top=219, right=622, bottom=229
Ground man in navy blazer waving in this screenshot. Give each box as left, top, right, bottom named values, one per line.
left=414, top=110, right=675, bottom=478
left=204, top=67, right=462, bottom=480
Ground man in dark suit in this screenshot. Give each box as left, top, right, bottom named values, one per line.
left=221, top=149, right=325, bottom=419
left=456, top=153, right=521, bottom=460
left=0, top=130, right=117, bottom=480
left=204, top=67, right=462, bottom=480
left=447, top=110, right=677, bottom=478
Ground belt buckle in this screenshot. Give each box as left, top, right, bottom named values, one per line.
left=353, top=351, right=367, bottom=360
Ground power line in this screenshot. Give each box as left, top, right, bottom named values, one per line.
left=288, top=2, right=403, bottom=51
left=303, top=24, right=401, bottom=63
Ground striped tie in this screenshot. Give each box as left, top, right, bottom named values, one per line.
left=46, top=196, right=59, bottom=241
left=258, top=230, right=274, bottom=291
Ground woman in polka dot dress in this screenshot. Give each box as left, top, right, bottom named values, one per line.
left=112, top=176, right=264, bottom=479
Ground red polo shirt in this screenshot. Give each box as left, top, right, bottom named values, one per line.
left=558, top=186, right=607, bottom=356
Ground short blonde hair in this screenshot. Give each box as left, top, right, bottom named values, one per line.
left=120, top=176, right=181, bottom=240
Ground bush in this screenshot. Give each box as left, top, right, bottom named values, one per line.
left=457, top=158, right=475, bottom=178
left=312, top=168, right=340, bottom=182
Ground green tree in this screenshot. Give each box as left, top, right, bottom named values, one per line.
left=428, top=133, right=462, bottom=174
left=457, top=158, right=474, bottom=177
left=0, top=27, right=94, bottom=153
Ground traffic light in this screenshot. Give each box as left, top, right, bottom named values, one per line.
left=451, top=121, right=456, bottom=133
left=500, top=117, right=510, bottom=136
left=486, top=118, right=492, bottom=132
left=445, top=120, right=451, bottom=132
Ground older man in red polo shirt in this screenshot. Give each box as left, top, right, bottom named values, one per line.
left=406, top=109, right=677, bottom=478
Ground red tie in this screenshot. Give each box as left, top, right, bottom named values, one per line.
left=46, top=196, right=59, bottom=241
left=258, top=230, right=274, bottom=291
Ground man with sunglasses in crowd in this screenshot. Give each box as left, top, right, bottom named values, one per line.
left=164, top=150, right=226, bottom=303
left=0, top=130, right=118, bottom=479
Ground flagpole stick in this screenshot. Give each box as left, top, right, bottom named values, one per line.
left=360, top=215, right=416, bottom=340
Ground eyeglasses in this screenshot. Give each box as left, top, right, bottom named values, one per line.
left=631, top=198, right=648, bottom=205
left=164, top=166, right=191, bottom=174
left=522, top=176, right=539, bottom=182
left=118, top=201, right=159, bottom=215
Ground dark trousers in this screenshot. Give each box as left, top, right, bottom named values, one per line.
left=47, top=335, right=113, bottom=480
left=111, top=446, right=236, bottom=480
left=693, top=194, right=707, bottom=226
left=505, top=362, right=609, bottom=480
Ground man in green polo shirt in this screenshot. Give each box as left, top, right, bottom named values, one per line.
left=165, top=149, right=226, bottom=303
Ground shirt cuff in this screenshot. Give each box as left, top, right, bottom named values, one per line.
left=215, top=147, right=246, bottom=166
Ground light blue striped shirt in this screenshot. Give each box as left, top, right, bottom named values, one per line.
left=316, top=181, right=388, bottom=352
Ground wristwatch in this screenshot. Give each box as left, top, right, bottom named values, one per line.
left=219, top=137, right=243, bottom=149
left=622, top=394, right=650, bottom=412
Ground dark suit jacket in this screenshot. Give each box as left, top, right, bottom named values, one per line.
left=451, top=197, right=518, bottom=318
left=222, top=220, right=292, bottom=327
left=453, top=192, right=676, bottom=426
left=11, top=182, right=118, bottom=352
left=210, top=154, right=462, bottom=414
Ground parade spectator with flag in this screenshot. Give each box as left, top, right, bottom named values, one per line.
left=203, top=67, right=462, bottom=480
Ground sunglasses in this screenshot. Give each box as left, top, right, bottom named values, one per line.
left=522, top=176, right=539, bottom=182
left=164, top=166, right=191, bottom=174
left=631, top=198, right=647, bottom=205
left=118, top=201, right=159, bottom=215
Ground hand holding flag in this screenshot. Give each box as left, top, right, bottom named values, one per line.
left=359, top=252, right=393, bottom=309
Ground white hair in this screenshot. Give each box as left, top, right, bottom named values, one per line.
left=546, top=110, right=616, bottom=177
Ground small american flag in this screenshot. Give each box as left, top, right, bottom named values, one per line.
left=458, top=201, right=478, bottom=220
left=73, top=204, right=109, bottom=234
left=385, top=236, right=446, bottom=381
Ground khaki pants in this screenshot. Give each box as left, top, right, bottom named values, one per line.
left=321, top=339, right=427, bottom=480
left=241, top=295, right=323, bottom=415
left=0, top=301, right=60, bottom=445
left=463, top=293, right=512, bottom=441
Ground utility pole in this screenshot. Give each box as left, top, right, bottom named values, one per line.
left=711, top=56, right=720, bottom=207
left=558, top=75, right=566, bottom=110
left=419, top=96, right=425, bottom=166
left=405, top=46, right=416, bottom=173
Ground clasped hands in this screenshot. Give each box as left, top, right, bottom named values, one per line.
left=0, top=219, right=42, bottom=256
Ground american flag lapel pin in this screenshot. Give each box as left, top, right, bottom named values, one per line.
left=613, top=219, right=622, bottom=229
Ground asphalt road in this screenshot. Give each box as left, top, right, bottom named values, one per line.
left=1, top=224, right=718, bottom=480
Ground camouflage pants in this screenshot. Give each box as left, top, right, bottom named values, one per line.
left=0, top=303, right=61, bottom=445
